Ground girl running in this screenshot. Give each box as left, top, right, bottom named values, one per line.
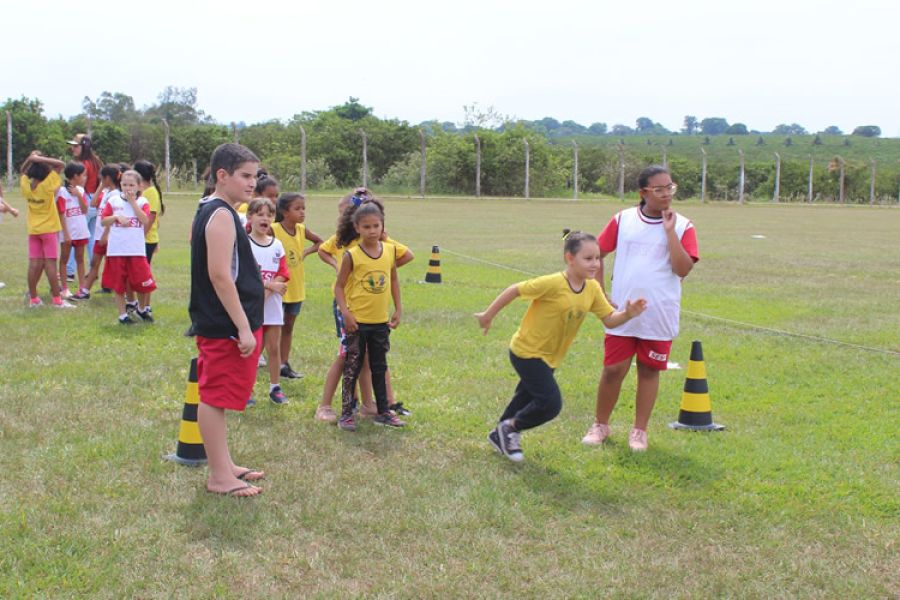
left=474, top=230, right=647, bottom=462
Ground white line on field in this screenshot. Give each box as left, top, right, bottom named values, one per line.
left=441, top=247, right=900, bottom=358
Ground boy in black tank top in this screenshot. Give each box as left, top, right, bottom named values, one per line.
left=190, top=144, right=266, bottom=498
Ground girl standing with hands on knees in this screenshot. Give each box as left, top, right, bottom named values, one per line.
left=475, top=231, right=647, bottom=463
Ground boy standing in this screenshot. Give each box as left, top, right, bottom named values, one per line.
left=582, top=166, right=700, bottom=451
left=189, top=144, right=265, bottom=497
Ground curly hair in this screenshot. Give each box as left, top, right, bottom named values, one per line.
left=336, top=198, right=385, bottom=248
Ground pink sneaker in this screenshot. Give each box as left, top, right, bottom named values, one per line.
left=628, top=428, right=648, bottom=452
left=582, top=422, right=611, bottom=445
left=314, top=405, right=337, bottom=423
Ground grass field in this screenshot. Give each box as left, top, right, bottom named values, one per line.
left=0, top=191, right=897, bottom=598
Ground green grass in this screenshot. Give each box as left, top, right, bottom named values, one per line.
left=0, top=192, right=897, bottom=598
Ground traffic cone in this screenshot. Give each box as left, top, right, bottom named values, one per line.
left=668, top=341, right=725, bottom=431
left=424, top=245, right=442, bottom=283
left=164, top=358, right=207, bottom=465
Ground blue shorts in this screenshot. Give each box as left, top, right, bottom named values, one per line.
left=283, top=301, right=303, bottom=317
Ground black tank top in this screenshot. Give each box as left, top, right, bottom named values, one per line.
left=189, top=198, right=264, bottom=338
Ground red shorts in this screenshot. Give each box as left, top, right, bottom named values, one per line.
left=93, top=240, right=107, bottom=256
left=604, top=334, right=672, bottom=371
left=196, top=328, right=264, bottom=411
left=101, top=256, right=157, bottom=294
left=28, top=232, right=59, bottom=259
left=69, top=238, right=89, bottom=248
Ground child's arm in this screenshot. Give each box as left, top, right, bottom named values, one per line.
left=0, top=198, right=19, bottom=217
left=266, top=276, right=288, bottom=297
left=207, top=210, right=256, bottom=357
left=389, top=263, right=402, bottom=329
left=57, top=196, right=71, bottom=242
left=334, top=252, right=357, bottom=333
left=127, top=195, right=150, bottom=227
left=474, top=284, right=520, bottom=335
left=21, top=152, right=65, bottom=173
left=600, top=299, right=648, bottom=329
left=662, top=210, right=694, bottom=278
left=317, top=247, right=338, bottom=271
left=72, top=186, right=88, bottom=212
left=302, top=228, right=323, bottom=259
left=396, top=248, right=415, bottom=268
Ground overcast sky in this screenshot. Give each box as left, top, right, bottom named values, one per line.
left=3, top=0, right=897, bottom=135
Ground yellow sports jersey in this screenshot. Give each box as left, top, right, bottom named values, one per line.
left=22, top=172, right=62, bottom=235
left=321, top=234, right=408, bottom=295
left=272, top=222, right=307, bottom=302
left=236, top=202, right=248, bottom=215
left=509, top=273, right=614, bottom=368
left=143, top=186, right=162, bottom=243
left=344, top=242, right=397, bottom=324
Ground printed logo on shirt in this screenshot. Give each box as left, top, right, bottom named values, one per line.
left=287, top=249, right=299, bottom=267
left=361, top=270, right=388, bottom=294
left=649, top=350, right=668, bottom=361
left=65, top=207, right=83, bottom=217
left=567, top=309, right=585, bottom=322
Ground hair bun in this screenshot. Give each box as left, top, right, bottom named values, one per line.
left=562, top=228, right=572, bottom=239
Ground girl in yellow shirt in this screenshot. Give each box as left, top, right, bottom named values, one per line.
left=474, top=230, right=647, bottom=462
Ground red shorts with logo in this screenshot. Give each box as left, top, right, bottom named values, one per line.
left=196, top=328, right=264, bottom=411
left=101, top=255, right=156, bottom=294
left=604, top=334, right=672, bottom=371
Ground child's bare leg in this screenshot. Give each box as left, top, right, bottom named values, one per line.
left=115, top=293, right=127, bottom=316
left=58, top=243, right=71, bottom=290
left=321, top=353, right=344, bottom=407
left=44, top=259, right=61, bottom=297
left=385, top=367, right=396, bottom=404
left=633, top=363, right=660, bottom=431
left=265, top=327, right=281, bottom=386
left=198, top=403, right=261, bottom=497
left=593, top=359, right=631, bottom=425
left=359, top=356, right=376, bottom=412
left=74, top=246, right=86, bottom=290
left=84, top=254, right=102, bottom=291
left=138, top=292, right=151, bottom=308
left=27, top=259, right=43, bottom=298
left=281, top=312, right=297, bottom=364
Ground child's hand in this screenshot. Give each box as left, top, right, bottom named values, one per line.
left=343, top=312, right=358, bottom=333
left=235, top=329, right=256, bottom=358
left=269, top=281, right=287, bottom=296
left=473, top=311, right=493, bottom=335
left=63, top=232, right=71, bottom=243
left=117, top=215, right=130, bottom=226
left=662, top=209, right=676, bottom=233
left=389, top=309, right=401, bottom=329
left=625, top=298, right=648, bottom=318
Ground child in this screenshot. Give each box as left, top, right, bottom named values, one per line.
left=81, top=165, right=123, bottom=297
left=66, top=134, right=102, bottom=276
left=189, top=143, right=265, bottom=498
left=315, top=191, right=414, bottom=423
left=246, top=198, right=291, bottom=405
left=475, top=231, right=647, bottom=462
left=134, top=160, right=164, bottom=264
left=271, top=193, right=323, bottom=379
left=21, top=151, right=75, bottom=308
left=56, top=162, right=91, bottom=299
left=0, top=183, right=20, bottom=289
left=237, top=169, right=278, bottom=226
left=582, top=165, right=699, bottom=452
left=334, top=201, right=405, bottom=431
left=100, top=170, right=157, bottom=325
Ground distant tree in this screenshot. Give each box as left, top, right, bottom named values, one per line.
left=611, top=124, right=635, bottom=136
left=682, top=115, right=698, bottom=135
left=334, top=97, right=372, bottom=121
left=636, top=117, right=654, bottom=132
left=773, top=123, right=807, bottom=136
left=813, top=134, right=822, bottom=145
left=851, top=125, right=881, bottom=137
left=823, top=125, right=843, bottom=135
left=699, top=117, right=729, bottom=135
left=784, top=137, right=793, bottom=147
left=756, top=136, right=765, bottom=145
left=588, top=122, right=607, bottom=135
left=82, top=92, right=137, bottom=122
left=559, top=120, right=586, bottom=135
left=726, top=123, right=749, bottom=135
left=146, top=86, right=208, bottom=125
left=460, top=102, right=510, bottom=129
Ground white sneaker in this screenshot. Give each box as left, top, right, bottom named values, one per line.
left=53, top=300, right=77, bottom=309
left=258, top=354, right=267, bottom=368
left=582, top=422, right=611, bottom=445
left=60, top=288, right=73, bottom=299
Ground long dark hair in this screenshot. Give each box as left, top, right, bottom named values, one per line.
left=336, top=198, right=385, bottom=248
left=100, top=164, right=124, bottom=190
left=274, top=192, right=305, bottom=224
left=133, top=160, right=165, bottom=215
left=77, top=135, right=103, bottom=189
left=637, top=165, right=670, bottom=206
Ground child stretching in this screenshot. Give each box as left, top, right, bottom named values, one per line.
left=190, top=143, right=265, bottom=498
left=246, top=198, right=291, bottom=405
left=100, top=170, right=156, bottom=325
left=271, top=193, right=322, bottom=379
left=315, top=191, right=414, bottom=423
left=475, top=231, right=647, bottom=462
left=82, top=165, right=123, bottom=297
left=57, top=162, right=91, bottom=299
left=21, top=151, right=74, bottom=308
left=0, top=183, right=20, bottom=289
left=334, top=201, right=405, bottom=431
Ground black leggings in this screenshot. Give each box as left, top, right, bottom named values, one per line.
left=341, top=323, right=390, bottom=417
left=499, top=351, right=562, bottom=431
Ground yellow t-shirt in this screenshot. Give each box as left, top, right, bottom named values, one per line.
left=321, top=234, right=408, bottom=295
left=22, top=172, right=62, bottom=235
left=143, top=186, right=162, bottom=243
left=272, top=222, right=307, bottom=302
left=509, top=273, right=614, bottom=368
left=345, top=242, right=396, bottom=324
left=237, top=202, right=249, bottom=215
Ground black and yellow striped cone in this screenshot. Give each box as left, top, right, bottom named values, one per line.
left=668, top=341, right=725, bottom=431
left=424, top=245, right=442, bottom=283
left=164, top=358, right=207, bottom=466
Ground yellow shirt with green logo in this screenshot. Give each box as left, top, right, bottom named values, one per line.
left=321, top=234, right=408, bottom=295
left=345, top=242, right=397, bottom=324
left=22, top=172, right=62, bottom=235
left=272, top=222, right=307, bottom=302
left=510, top=273, right=614, bottom=368
left=143, top=186, right=162, bottom=243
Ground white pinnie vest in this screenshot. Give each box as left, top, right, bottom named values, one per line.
left=106, top=195, right=149, bottom=257
left=57, top=185, right=90, bottom=241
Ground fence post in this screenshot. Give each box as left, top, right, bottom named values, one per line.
left=617, top=143, right=625, bottom=201
left=773, top=152, right=781, bottom=203
left=524, top=138, right=530, bottom=199
left=162, top=119, right=171, bottom=193
left=419, top=128, right=426, bottom=199
left=738, top=149, right=745, bottom=204
left=662, top=147, right=668, bottom=169
left=299, top=125, right=307, bottom=195
left=837, top=155, right=845, bottom=204
left=572, top=141, right=578, bottom=200
left=808, top=155, right=814, bottom=202
left=869, top=159, right=876, bottom=205
left=360, top=129, right=368, bottom=188
left=700, top=148, right=707, bottom=203
left=191, top=158, right=197, bottom=188
left=86, top=115, right=92, bottom=138
left=474, top=134, right=481, bottom=198
left=5, top=111, right=11, bottom=190
left=231, top=122, right=238, bottom=143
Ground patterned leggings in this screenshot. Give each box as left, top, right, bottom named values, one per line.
left=341, top=322, right=391, bottom=417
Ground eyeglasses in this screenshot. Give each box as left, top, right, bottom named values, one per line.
left=642, top=183, right=677, bottom=195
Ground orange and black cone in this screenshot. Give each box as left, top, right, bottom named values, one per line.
left=669, top=341, right=725, bottom=431
left=164, top=358, right=207, bottom=466
left=424, top=245, right=442, bottom=283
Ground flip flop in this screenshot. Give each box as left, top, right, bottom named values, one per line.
left=207, top=483, right=261, bottom=497
left=236, top=469, right=265, bottom=482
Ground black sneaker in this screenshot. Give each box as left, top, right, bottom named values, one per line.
left=488, top=429, right=503, bottom=455
left=388, top=402, right=411, bottom=416
left=71, top=290, right=90, bottom=300
left=125, top=302, right=139, bottom=319
left=373, top=412, right=406, bottom=427
left=136, top=308, right=154, bottom=323
left=119, top=316, right=135, bottom=326
left=279, top=362, right=303, bottom=379
left=99, top=287, right=112, bottom=294
left=66, top=273, right=76, bottom=282
left=338, top=415, right=356, bottom=431
left=269, top=386, right=289, bottom=405
left=496, top=420, right=524, bottom=462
